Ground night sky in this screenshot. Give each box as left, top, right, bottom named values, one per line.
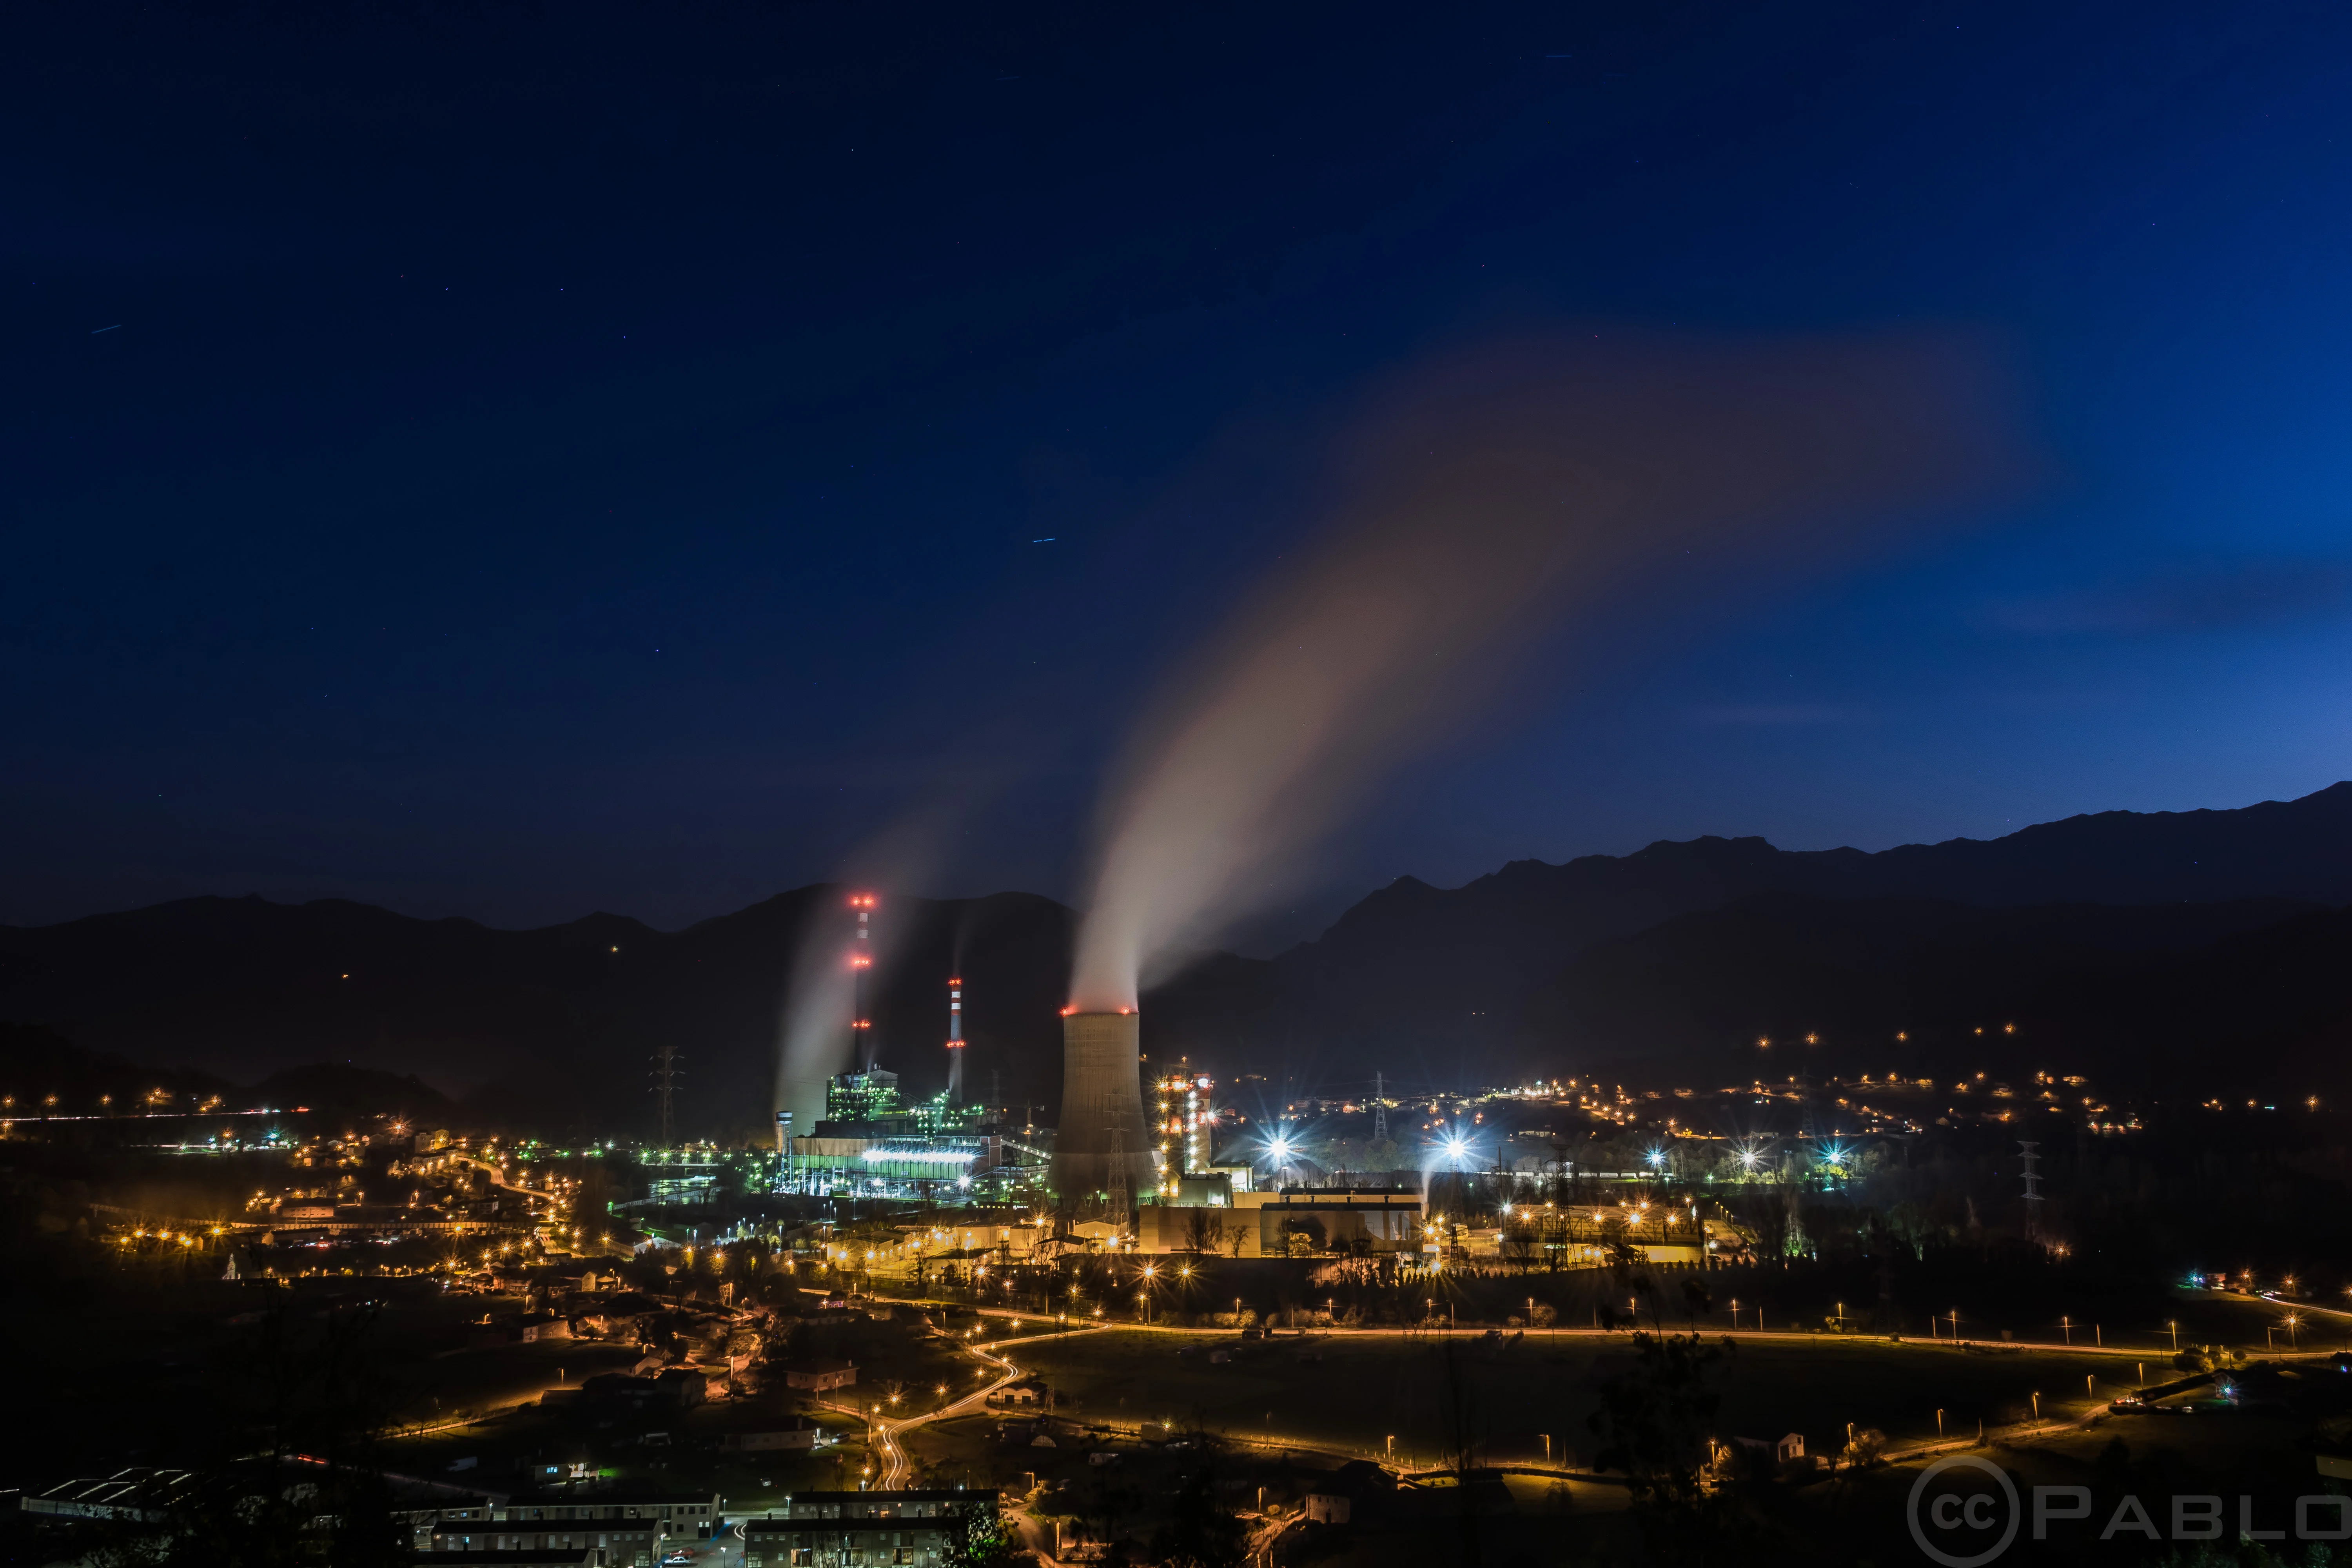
left=8, top=2, right=2352, bottom=939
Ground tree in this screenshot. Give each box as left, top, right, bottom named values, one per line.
left=1180, top=1208, right=1226, bottom=1255
left=1499, top=1227, right=1537, bottom=1275
left=1840, top=1427, right=1886, bottom=1469
left=1151, top=1465, right=1245, bottom=1568
left=88, top=1301, right=409, bottom=1568
left=1276, top=1215, right=1326, bottom=1257
left=941, top=1503, right=1019, bottom=1568
left=1588, top=1330, right=1734, bottom=1515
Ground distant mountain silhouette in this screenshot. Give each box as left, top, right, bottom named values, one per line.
left=0, top=1022, right=230, bottom=1111
left=1157, top=781, right=2352, bottom=1090
left=1528, top=892, right=2346, bottom=1097
left=0, top=889, right=1076, bottom=1139
left=5, top=782, right=2350, bottom=1132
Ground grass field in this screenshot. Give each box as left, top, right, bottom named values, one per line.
left=999, top=1329, right=2154, bottom=1469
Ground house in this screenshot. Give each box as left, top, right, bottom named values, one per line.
left=723, top=1419, right=822, bottom=1452
left=654, top=1367, right=713, bottom=1406
left=564, top=1365, right=710, bottom=1412
left=415, top=1541, right=596, bottom=1563
left=742, top=1490, right=998, bottom=1568
left=782, top=1358, right=858, bottom=1392
left=1301, top=1459, right=1391, bottom=1526
left=493, top=1488, right=722, bottom=1563
left=515, top=1311, right=573, bottom=1342
left=984, top=1379, right=1046, bottom=1408
left=20, top=1469, right=197, bottom=1523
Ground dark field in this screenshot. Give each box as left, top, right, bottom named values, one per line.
left=995, top=1319, right=2287, bottom=1470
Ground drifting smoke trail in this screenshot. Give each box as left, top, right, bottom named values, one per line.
left=772, top=810, right=959, bottom=1132
left=775, top=897, right=856, bottom=1137
left=1069, top=330, right=2024, bottom=1011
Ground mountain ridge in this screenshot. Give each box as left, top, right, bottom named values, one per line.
left=8, top=782, right=2352, bottom=1132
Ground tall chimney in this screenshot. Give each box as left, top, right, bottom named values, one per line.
left=945, top=977, right=966, bottom=1104
left=1051, top=1010, right=1152, bottom=1218
left=851, top=894, right=876, bottom=1073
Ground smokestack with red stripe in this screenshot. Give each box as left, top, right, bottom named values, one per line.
left=850, top=894, right=877, bottom=1073
left=945, top=976, right=966, bottom=1104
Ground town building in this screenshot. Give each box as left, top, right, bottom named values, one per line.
left=781, top=1358, right=858, bottom=1392
left=722, top=1418, right=823, bottom=1451
left=742, top=1490, right=999, bottom=1568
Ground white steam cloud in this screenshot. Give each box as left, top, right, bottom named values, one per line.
left=1069, top=331, right=2024, bottom=1011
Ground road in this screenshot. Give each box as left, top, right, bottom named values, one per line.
left=875, top=1293, right=2292, bottom=1361
left=454, top=1154, right=566, bottom=1240
left=863, top=1290, right=2338, bottom=1488
left=834, top=1321, right=1111, bottom=1491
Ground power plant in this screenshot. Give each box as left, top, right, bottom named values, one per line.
left=1050, top=1009, right=1155, bottom=1218
left=775, top=894, right=1027, bottom=1198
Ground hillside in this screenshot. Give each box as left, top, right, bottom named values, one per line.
left=1531, top=893, right=2351, bottom=1098
left=1261, top=781, right=2352, bottom=1065
left=6, top=781, right=2351, bottom=1132
left=0, top=888, right=1077, bottom=1140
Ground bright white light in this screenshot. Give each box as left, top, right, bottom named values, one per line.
left=858, top=1149, right=977, bottom=1164
left=1644, top=1148, right=1666, bottom=1169
left=1443, top=1138, right=1468, bottom=1159
left=1268, top=1138, right=1293, bottom=1162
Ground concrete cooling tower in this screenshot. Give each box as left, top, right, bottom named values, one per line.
left=1050, top=1010, right=1155, bottom=1214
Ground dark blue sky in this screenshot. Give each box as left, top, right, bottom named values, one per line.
left=7, top=2, right=2351, bottom=937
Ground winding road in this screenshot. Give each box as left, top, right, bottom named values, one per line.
left=835, top=1320, right=1111, bottom=1491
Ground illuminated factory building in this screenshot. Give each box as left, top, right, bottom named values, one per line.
left=778, top=895, right=1030, bottom=1198
left=1153, top=1066, right=1218, bottom=1194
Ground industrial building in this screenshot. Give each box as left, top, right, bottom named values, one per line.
left=778, top=955, right=1040, bottom=1200
left=786, top=1070, right=1011, bottom=1196
left=1131, top=1186, right=1424, bottom=1256
left=1150, top=1065, right=1220, bottom=1198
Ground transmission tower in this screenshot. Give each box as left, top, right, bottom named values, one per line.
left=2019, top=1140, right=2043, bottom=1241
left=1100, top=1084, right=1134, bottom=1231
left=650, top=1044, right=683, bottom=1149
left=1372, top=1071, right=1389, bottom=1142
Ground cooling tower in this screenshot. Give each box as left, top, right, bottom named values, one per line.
left=1050, top=1010, right=1154, bottom=1214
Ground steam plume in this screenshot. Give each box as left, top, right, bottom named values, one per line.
left=1069, top=331, right=2022, bottom=1011
left=773, top=811, right=955, bottom=1131
left=775, top=897, right=856, bottom=1136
